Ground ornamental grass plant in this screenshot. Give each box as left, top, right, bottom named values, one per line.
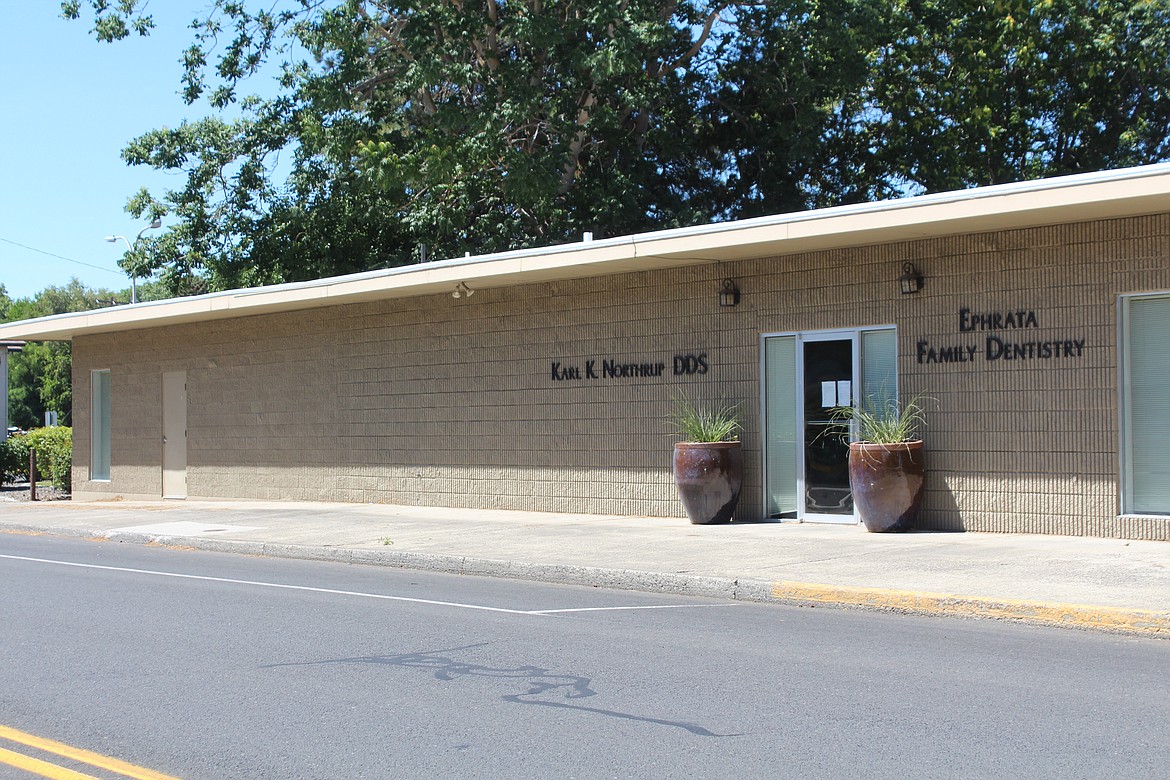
left=670, top=395, right=742, bottom=443
left=833, top=394, right=931, bottom=445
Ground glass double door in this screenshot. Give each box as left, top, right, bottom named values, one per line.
left=763, top=328, right=896, bottom=523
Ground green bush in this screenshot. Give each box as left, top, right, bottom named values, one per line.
left=20, top=427, right=73, bottom=491
left=0, top=434, right=31, bottom=484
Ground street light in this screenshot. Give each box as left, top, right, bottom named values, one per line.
left=105, top=218, right=162, bottom=304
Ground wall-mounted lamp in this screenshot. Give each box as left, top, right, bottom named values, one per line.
left=898, top=262, right=924, bottom=295
left=452, top=281, right=474, bottom=299
left=719, top=278, right=741, bottom=307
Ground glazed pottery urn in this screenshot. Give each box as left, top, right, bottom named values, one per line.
left=847, top=441, right=924, bottom=532
left=672, top=441, right=744, bottom=524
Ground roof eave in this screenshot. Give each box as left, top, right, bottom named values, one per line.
left=4, top=163, right=1170, bottom=342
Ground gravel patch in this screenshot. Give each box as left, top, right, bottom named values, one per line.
left=0, top=483, right=70, bottom=502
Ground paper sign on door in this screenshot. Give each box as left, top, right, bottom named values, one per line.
left=820, top=380, right=853, bottom=408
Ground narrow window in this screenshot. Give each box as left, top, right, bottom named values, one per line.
left=1122, top=295, right=1170, bottom=514
left=763, top=335, right=798, bottom=518
left=860, top=328, right=898, bottom=412
left=91, top=370, right=111, bottom=481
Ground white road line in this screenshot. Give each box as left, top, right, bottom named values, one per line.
left=530, top=604, right=738, bottom=614
left=0, top=553, right=531, bottom=614
left=0, top=554, right=733, bottom=615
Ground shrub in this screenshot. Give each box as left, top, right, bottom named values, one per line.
left=22, top=427, right=73, bottom=491
left=0, top=434, right=31, bottom=484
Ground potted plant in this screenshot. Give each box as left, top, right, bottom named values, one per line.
left=669, top=396, right=743, bottom=524
left=833, top=394, right=930, bottom=533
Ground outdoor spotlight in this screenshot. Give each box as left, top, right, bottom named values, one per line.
left=899, top=262, right=924, bottom=295
left=719, top=278, right=740, bottom=307
left=453, top=282, right=474, bottom=299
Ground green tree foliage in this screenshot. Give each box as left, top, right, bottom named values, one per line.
left=2, top=280, right=127, bottom=429
left=862, top=0, right=1170, bottom=192
left=8, top=343, right=72, bottom=430
left=70, top=0, right=727, bottom=292
left=704, top=0, right=898, bottom=218
left=63, top=0, right=1170, bottom=293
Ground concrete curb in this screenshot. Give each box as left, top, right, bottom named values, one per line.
left=767, top=581, right=1170, bottom=637
left=5, top=524, right=1169, bottom=637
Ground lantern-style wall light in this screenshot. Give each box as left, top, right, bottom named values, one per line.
left=899, top=262, right=924, bottom=295
left=719, top=278, right=741, bottom=307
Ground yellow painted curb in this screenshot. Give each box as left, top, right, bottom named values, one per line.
left=770, top=581, right=1170, bottom=636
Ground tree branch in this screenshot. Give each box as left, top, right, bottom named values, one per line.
left=559, top=92, right=597, bottom=194
left=667, top=3, right=728, bottom=75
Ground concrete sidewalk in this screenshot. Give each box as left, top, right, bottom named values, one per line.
left=2, top=497, right=1169, bottom=637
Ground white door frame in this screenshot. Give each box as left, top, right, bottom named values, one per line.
left=797, top=330, right=860, bottom=524
left=761, top=326, right=896, bottom=524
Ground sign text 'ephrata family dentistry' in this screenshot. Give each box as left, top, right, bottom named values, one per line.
left=916, top=308, right=1086, bottom=366
left=550, top=353, right=708, bottom=382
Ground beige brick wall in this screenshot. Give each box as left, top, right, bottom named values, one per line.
left=71, top=212, right=1170, bottom=539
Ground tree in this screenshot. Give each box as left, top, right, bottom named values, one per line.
left=64, top=0, right=1170, bottom=292
left=859, top=0, right=1170, bottom=193
left=702, top=0, right=897, bottom=218
left=66, top=0, right=731, bottom=293
left=2, top=280, right=125, bottom=428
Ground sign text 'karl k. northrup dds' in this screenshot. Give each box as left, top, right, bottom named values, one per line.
left=916, top=308, right=1086, bottom=366
left=550, top=353, right=708, bottom=382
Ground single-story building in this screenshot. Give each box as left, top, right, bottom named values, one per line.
left=3, top=165, right=1170, bottom=540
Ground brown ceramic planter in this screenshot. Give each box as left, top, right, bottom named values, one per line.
left=673, top=441, right=744, bottom=524
left=848, top=441, right=925, bottom=533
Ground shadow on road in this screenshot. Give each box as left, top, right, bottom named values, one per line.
left=262, top=643, right=740, bottom=738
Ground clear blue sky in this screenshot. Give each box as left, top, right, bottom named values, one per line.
left=0, top=4, right=240, bottom=301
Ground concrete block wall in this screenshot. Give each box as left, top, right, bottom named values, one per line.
left=71, top=211, right=1170, bottom=539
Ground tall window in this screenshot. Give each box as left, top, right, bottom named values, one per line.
left=91, top=370, right=111, bottom=481
left=1122, top=295, right=1170, bottom=515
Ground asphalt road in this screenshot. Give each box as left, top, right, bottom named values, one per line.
left=1, top=533, right=1168, bottom=779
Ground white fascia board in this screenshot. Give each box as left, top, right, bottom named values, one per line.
left=4, top=163, right=1170, bottom=343
left=636, top=164, right=1170, bottom=261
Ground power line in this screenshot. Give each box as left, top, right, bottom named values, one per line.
left=0, top=236, right=123, bottom=276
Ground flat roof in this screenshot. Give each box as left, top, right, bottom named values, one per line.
left=5, top=163, right=1170, bottom=342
